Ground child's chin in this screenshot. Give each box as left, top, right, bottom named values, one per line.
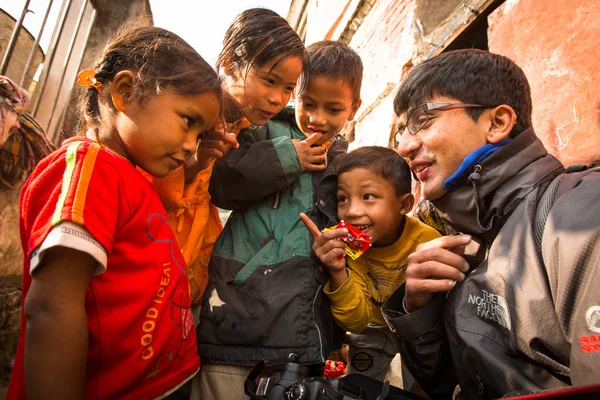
left=152, top=169, right=170, bottom=179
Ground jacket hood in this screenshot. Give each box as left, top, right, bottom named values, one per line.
left=432, top=128, right=564, bottom=242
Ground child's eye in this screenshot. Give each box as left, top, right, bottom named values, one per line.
left=302, top=102, right=314, bottom=109
left=183, top=116, right=195, bottom=128
left=337, top=195, right=348, bottom=203
left=263, top=77, right=275, bottom=85
left=285, top=86, right=295, bottom=93
left=328, top=108, right=343, bottom=114
left=363, top=193, right=375, bottom=200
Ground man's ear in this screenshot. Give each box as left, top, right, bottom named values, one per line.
left=348, top=98, right=362, bottom=120
left=110, top=70, right=135, bottom=112
left=486, top=104, right=516, bottom=143
left=399, top=193, right=414, bottom=215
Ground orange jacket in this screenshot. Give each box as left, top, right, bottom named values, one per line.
left=148, top=118, right=250, bottom=305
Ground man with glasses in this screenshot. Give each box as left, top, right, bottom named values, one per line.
left=383, top=49, right=600, bottom=399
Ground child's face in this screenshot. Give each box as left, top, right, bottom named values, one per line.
left=337, top=167, right=412, bottom=247
left=117, top=88, right=221, bottom=178
left=294, top=75, right=360, bottom=145
left=226, top=56, right=303, bottom=126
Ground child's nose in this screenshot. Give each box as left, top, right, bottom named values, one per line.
left=309, top=110, right=326, bottom=126
left=345, top=202, right=364, bottom=218
left=267, top=88, right=284, bottom=107
left=182, top=132, right=197, bottom=155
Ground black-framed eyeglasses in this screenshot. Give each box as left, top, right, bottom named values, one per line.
left=393, top=102, right=494, bottom=147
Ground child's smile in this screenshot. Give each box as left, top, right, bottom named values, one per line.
left=337, top=167, right=408, bottom=247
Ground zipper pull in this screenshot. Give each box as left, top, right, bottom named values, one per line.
left=468, top=165, right=482, bottom=183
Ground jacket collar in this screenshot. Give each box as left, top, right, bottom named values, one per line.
left=431, top=128, right=564, bottom=243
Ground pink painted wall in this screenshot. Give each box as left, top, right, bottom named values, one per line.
left=489, top=0, right=600, bottom=166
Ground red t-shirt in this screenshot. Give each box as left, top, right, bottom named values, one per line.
left=8, top=139, right=199, bottom=399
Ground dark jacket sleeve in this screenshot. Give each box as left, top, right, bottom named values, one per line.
left=382, top=286, right=457, bottom=400
left=543, top=171, right=600, bottom=386
left=209, top=126, right=303, bottom=210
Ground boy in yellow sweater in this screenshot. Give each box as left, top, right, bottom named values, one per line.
left=302, top=146, right=440, bottom=381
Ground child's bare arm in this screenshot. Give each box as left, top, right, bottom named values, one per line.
left=24, top=247, right=95, bottom=400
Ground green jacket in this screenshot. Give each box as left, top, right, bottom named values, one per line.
left=198, top=117, right=347, bottom=366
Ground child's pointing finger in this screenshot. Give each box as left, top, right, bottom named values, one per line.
left=300, top=213, right=321, bottom=239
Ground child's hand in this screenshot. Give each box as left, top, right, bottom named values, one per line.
left=195, top=130, right=239, bottom=170
left=184, top=130, right=238, bottom=181
left=300, top=213, right=348, bottom=272
left=292, top=132, right=326, bottom=172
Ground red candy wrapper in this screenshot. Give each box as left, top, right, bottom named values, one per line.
left=323, top=220, right=371, bottom=260
left=324, top=360, right=346, bottom=379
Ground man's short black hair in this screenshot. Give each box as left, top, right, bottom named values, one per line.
left=394, top=49, right=532, bottom=137
left=299, top=40, right=363, bottom=102
left=338, top=146, right=412, bottom=196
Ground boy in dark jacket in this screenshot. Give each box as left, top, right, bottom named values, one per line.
left=196, top=41, right=363, bottom=399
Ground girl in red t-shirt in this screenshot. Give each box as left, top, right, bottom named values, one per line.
left=8, top=26, right=237, bottom=400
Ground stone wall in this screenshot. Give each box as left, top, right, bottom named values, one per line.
left=0, top=276, right=21, bottom=387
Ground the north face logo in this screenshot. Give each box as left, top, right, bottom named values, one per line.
left=468, top=289, right=511, bottom=331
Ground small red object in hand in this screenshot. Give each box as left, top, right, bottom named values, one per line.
left=324, top=220, right=371, bottom=260
left=324, top=360, right=347, bottom=379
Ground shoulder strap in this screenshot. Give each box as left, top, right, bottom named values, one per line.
left=534, top=165, right=600, bottom=256
left=533, top=175, right=563, bottom=256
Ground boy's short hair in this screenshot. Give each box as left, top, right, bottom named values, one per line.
left=338, top=146, right=412, bottom=196
left=301, top=40, right=363, bottom=102
left=393, top=49, right=532, bottom=138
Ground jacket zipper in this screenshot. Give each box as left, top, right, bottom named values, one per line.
left=272, top=192, right=280, bottom=209
left=312, top=284, right=325, bottom=362
left=469, top=164, right=483, bottom=204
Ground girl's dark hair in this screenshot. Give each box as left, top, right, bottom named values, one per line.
left=338, top=146, right=412, bottom=196
left=216, top=8, right=309, bottom=91
left=79, top=25, right=222, bottom=131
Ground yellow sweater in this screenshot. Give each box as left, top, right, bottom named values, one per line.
left=324, top=216, right=440, bottom=333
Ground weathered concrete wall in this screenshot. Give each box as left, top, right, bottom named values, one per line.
left=32, top=0, right=97, bottom=143
left=0, top=10, right=45, bottom=92
left=488, top=0, right=600, bottom=166
left=347, top=0, right=414, bottom=149
left=61, top=0, right=153, bottom=140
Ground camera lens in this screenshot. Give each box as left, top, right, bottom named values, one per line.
left=285, top=382, right=306, bottom=400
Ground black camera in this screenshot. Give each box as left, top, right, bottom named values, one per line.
left=244, top=361, right=425, bottom=400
